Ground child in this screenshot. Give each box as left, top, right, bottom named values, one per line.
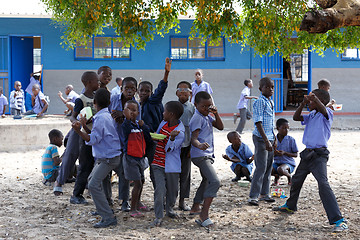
left=121, top=100, right=152, bottom=218
left=111, top=77, right=123, bottom=97
left=0, top=87, right=8, bottom=118
left=222, top=131, right=254, bottom=182
left=10, top=81, right=26, bottom=115
left=189, top=91, right=224, bottom=228
left=234, top=79, right=258, bottom=134
left=72, top=88, right=121, bottom=228
left=190, top=69, right=213, bottom=104
left=42, top=129, right=63, bottom=186
left=98, top=66, right=112, bottom=90
left=152, top=101, right=185, bottom=226
left=274, top=89, right=348, bottom=232
left=248, top=77, right=276, bottom=206
left=58, top=85, right=79, bottom=115
left=271, top=118, right=298, bottom=186
left=318, top=79, right=336, bottom=109
left=109, top=77, right=139, bottom=212
left=176, top=81, right=195, bottom=211
left=25, top=71, right=41, bottom=111
left=23, top=84, right=48, bottom=117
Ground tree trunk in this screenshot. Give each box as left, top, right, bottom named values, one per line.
left=300, top=0, right=360, bottom=33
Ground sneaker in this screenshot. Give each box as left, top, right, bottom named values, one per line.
left=70, top=195, right=88, bottom=205
left=93, top=217, right=117, bottom=228
left=231, top=175, right=241, bottom=182
left=248, top=199, right=259, bottom=206
left=273, top=203, right=294, bottom=214
left=259, top=195, right=275, bottom=202
left=121, top=201, right=131, bottom=212
left=333, top=219, right=348, bottom=232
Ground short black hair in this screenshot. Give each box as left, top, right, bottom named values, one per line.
left=122, top=77, right=138, bottom=89
left=312, top=89, right=330, bottom=105
left=94, top=88, right=111, bottom=108
left=81, top=71, right=98, bottom=86
left=194, top=91, right=211, bottom=104
left=226, top=131, right=239, bottom=142
left=317, top=79, right=331, bottom=88
left=116, top=77, right=123, bottom=83
left=165, top=101, right=184, bottom=119
left=48, top=129, right=63, bottom=141
left=139, top=81, right=153, bottom=91
left=259, top=77, right=273, bottom=89
left=97, top=66, right=111, bottom=75
left=124, top=99, right=139, bottom=110
left=244, top=79, right=252, bottom=86
left=276, top=118, right=289, bottom=129
left=177, top=81, right=192, bottom=89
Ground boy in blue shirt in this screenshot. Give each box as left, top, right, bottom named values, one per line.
left=274, top=89, right=348, bottom=232
left=248, top=77, right=276, bottom=206
left=222, top=131, right=254, bottom=182
left=271, top=118, right=298, bottom=186
left=189, top=91, right=224, bottom=228
left=72, top=88, right=121, bottom=228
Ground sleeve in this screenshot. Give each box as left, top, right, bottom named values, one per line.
left=253, top=98, right=265, bottom=123
left=121, top=119, right=132, bottom=144
left=39, top=92, right=46, bottom=101
left=86, top=118, right=102, bottom=146
left=73, top=98, right=84, bottom=114
left=141, top=123, right=152, bottom=145
left=325, top=107, right=334, bottom=122
left=10, top=91, right=15, bottom=104
left=4, top=96, right=8, bottom=105
left=149, top=80, right=168, bottom=104
left=301, top=112, right=310, bottom=125
left=207, top=82, right=213, bottom=95
left=243, top=143, right=254, bottom=159
left=189, top=115, right=202, bottom=133
left=51, top=146, right=60, bottom=158
left=109, top=94, right=118, bottom=112
left=165, top=127, right=185, bottom=153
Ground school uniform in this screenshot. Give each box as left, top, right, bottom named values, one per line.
left=0, top=94, right=8, bottom=115
left=273, top=135, right=298, bottom=173
left=10, top=90, right=26, bottom=115
left=236, top=86, right=252, bottom=133
left=190, top=80, right=213, bottom=104
left=225, top=143, right=254, bottom=175
left=23, top=91, right=46, bottom=115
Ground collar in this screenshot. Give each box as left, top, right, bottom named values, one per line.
left=94, top=107, right=109, bottom=119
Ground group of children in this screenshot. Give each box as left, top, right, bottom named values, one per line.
left=41, top=64, right=348, bottom=232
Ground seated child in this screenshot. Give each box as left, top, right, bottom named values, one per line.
left=121, top=100, right=152, bottom=218
left=222, top=131, right=254, bottom=182
left=23, top=84, right=48, bottom=117
left=271, top=118, right=298, bottom=185
left=58, top=85, right=79, bottom=115
left=0, top=87, right=8, bottom=118
left=10, top=81, right=26, bottom=115
left=72, top=88, right=121, bottom=228
left=42, top=129, right=63, bottom=186
left=152, top=101, right=185, bottom=226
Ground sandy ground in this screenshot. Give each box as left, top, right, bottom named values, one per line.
left=0, top=129, right=359, bottom=239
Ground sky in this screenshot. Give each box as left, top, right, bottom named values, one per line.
left=1, top=0, right=48, bottom=15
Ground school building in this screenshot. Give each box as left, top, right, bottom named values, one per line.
left=0, top=15, right=359, bottom=115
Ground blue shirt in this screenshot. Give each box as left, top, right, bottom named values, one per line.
left=179, top=101, right=195, bottom=147
left=252, top=94, right=275, bottom=140
left=85, top=108, right=121, bottom=159
left=225, top=143, right=254, bottom=174
left=0, top=94, right=8, bottom=115
left=42, top=144, right=60, bottom=180
left=156, top=120, right=185, bottom=173
left=33, top=91, right=46, bottom=114
left=191, top=80, right=213, bottom=104
left=141, top=79, right=168, bottom=132
left=189, top=109, right=215, bottom=158
left=274, top=135, right=298, bottom=167
left=302, top=107, right=333, bottom=149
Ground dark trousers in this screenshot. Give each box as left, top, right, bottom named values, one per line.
left=286, top=148, right=342, bottom=224
left=113, top=153, right=129, bottom=202
left=145, top=140, right=156, bottom=189
left=179, top=146, right=191, bottom=199
left=73, top=140, right=94, bottom=197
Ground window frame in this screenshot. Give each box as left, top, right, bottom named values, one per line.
left=341, top=48, right=360, bottom=61
left=169, top=36, right=225, bottom=61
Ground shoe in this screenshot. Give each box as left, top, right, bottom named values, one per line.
left=273, top=203, right=295, bottom=214
left=91, top=209, right=114, bottom=216
left=93, top=217, right=117, bottom=228
left=259, top=195, right=275, bottom=203
left=332, top=219, right=348, bottom=232
left=65, top=177, right=76, bottom=183
left=231, top=176, right=241, bottom=182
left=179, top=204, right=191, bottom=211
left=195, top=218, right=214, bottom=227
left=70, top=195, right=88, bottom=205
left=245, top=177, right=252, bottom=182
left=167, top=211, right=179, bottom=219
left=121, top=201, right=131, bottom=212
left=152, top=218, right=162, bottom=227
left=248, top=199, right=259, bottom=206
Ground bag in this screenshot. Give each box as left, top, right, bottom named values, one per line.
left=38, top=94, right=50, bottom=113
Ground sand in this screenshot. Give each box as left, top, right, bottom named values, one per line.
left=0, top=130, right=359, bottom=239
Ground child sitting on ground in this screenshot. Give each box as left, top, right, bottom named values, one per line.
left=42, top=129, right=63, bottom=186
left=271, top=118, right=298, bottom=186
left=152, top=101, right=185, bottom=226
left=122, top=100, right=152, bottom=218
left=72, top=88, right=121, bottom=228
left=58, top=85, right=79, bottom=116
left=274, top=89, right=348, bottom=233
left=0, top=87, right=8, bottom=118
left=10, top=81, right=26, bottom=116
left=23, top=84, right=48, bottom=117
left=222, top=131, right=254, bottom=182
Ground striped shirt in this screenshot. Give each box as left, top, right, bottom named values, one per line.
left=152, top=122, right=179, bottom=168
left=252, top=94, right=275, bottom=141
left=41, top=144, right=60, bottom=180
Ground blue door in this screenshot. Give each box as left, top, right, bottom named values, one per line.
left=261, top=52, right=283, bottom=113
left=0, top=36, right=9, bottom=114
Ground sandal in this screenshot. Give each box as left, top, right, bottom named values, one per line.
left=195, top=218, right=214, bottom=227
left=130, top=211, right=144, bottom=218
left=138, top=205, right=150, bottom=212
left=53, top=186, right=63, bottom=196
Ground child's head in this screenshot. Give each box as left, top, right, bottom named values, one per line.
left=94, top=88, right=111, bottom=110
left=259, top=77, right=274, bottom=98
left=195, top=69, right=203, bottom=81
left=227, top=131, right=241, bottom=147
left=317, top=79, right=331, bottom=91
left=309, top=89, right=330, bottom=110
left=244, top=79, right=253, bottom=88
left=122, top=77, right=137, bottom=101
left=194, top=91, right=212, bottom=116
left=97, top=66, right=112, bottom=87
left=116, top=77, right=123, bottom=87
left=65, top=85, right=73, bottom=95
left=48, top=129, right=64, bottom=147
left=138, top=81, right=153, bottom=103
left=81, top=71, right=99, bottom=91
left=176, top=81, right=192, bottom=104
left=276, top=118, right=289, bottom=136
left=14, top=81, right=22, bottom=91
left=0, top=87, right=3, bottom=94
left=163, top=101, right=184, bottom=122
left=123, top=99, right=139, bottom=122
left=32, top=84, right=41, bottom=96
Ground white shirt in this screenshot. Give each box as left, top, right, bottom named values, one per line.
left=67, top=90, right=79, bottom=103
left=191, top=80, right=213, bottom=104
left=237, top=86, right=250, bottom=109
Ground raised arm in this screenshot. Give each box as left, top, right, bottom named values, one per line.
left=163, top=57, right=172, bottom=83
left=210, top=106, right=224, bottom=130
left=293, top=96, right=308, bottom=121
left=308, top=92, right=328, bottom=119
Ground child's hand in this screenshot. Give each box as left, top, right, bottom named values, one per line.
left=58, top=91, right=62, bottom=97
left=222, top=154, right=231, bottom=161
left=265, top=140, right=273, bottom=151
left=138, top=120, right=144, bottom=127
left=111, top=110, right=125, bottom=123
left=275, top=150, right=285, bottom=156
left=165, top=57, right=172, bottom=72
left=209, top=105, right=217, bottom=114
left=198, top=142, right=210, bottom=150
left=72, top=121, right=81, bottom=132
left=169, top=130, right=180, bottom=141
left=306, top=92, right=316, bottom=102
left=79, top=114, right=87, bottom=127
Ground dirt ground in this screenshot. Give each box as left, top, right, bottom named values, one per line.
left=0, top=130, right=359, bottom=239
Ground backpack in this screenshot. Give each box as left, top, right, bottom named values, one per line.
left=38, top=94, right=50, bottom=112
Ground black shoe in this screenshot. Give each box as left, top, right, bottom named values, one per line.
left=245, top=177, right=252, bottom=182
left=65, top=177, right=76, bottom=183
left=93, top=217, right=117, bottom=228
left=248, top=199, right=259, bottom=206
left=91, top=209, right=114, bottom=216
left=231, top=176, right=241, bottom=182
left=121, top=201, right=130, bottom=212
left=167, top=211, right=179, bottom=219
left=70, top=195, right=88, bottom=205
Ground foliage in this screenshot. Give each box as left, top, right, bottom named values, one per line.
left=42, top=0, right=360, bottom=58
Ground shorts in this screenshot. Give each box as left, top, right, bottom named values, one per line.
left=123, top=154, right=149, bottom=181
left=272, top=163, right=295, bottom=174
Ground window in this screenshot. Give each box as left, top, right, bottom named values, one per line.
left=290, top=49, right=308, bottom=82
left=170, top=37, right=225, bottom=60
left=75, top=37, right=130, bottom=60
left=341, top=48, right=360, bottom=60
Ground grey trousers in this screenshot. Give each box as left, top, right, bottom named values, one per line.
left=153, top=165, right=179, bottom=219
left=88, top=155, right=121, bottom=220
left=113, top=153, right=129, bottom=202
left=192, top=156, right=220, bottom=203
left=236, top=108, right=248, bottom=133
left=249, top=135, right=274, bottom=199
left=286, top=148, right=342, bottom=224
left=179, top=146, right=191, bottom=199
